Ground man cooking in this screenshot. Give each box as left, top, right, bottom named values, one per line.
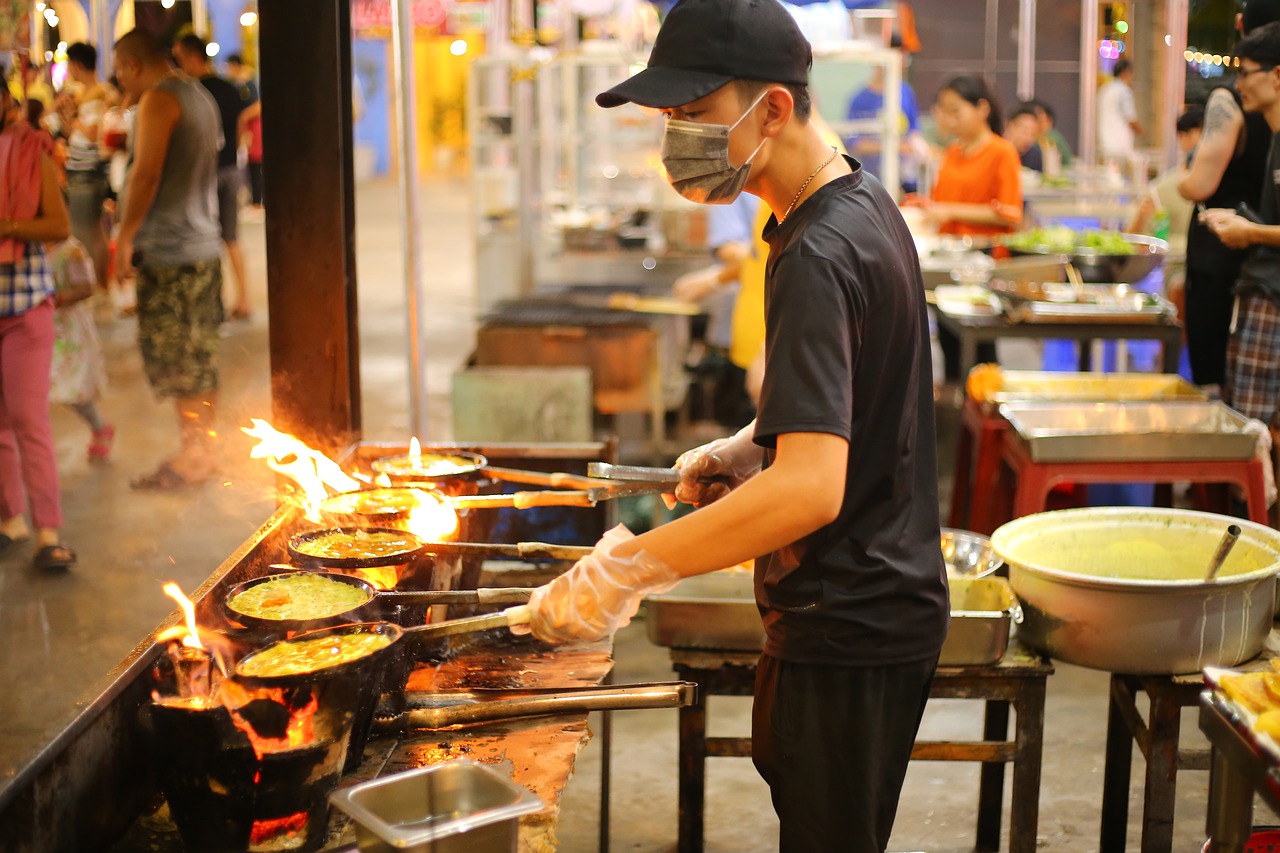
left=517, top=1, right=950, bottom=850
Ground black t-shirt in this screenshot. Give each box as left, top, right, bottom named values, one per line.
left=754, top=156, right=950, bottom=666
left=1237, top=129, right=1280, bottom=303
left=198, top=74, right=248, bottom=169
left=1186, top=87, right=1271, bottom=275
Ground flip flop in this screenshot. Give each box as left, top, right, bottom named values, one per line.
left=0, top=533, right=28, bottom=559
left=131, top=462, right=198, bottom=491
left=34, top=543, right=76, bottom=571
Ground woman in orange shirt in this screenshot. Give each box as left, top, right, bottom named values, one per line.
left=925, top=75, right=1023, bottom=236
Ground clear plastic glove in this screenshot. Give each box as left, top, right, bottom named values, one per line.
left=672, top=422, right=763, bottom=508
left=514, top=525, right=681, bottom=644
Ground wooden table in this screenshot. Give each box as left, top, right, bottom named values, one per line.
left=1100, top=638, right=1278, bottom=853
left=669, top=641, right=1053, bottom=853
left=934, top=310, right=1182, bottom=378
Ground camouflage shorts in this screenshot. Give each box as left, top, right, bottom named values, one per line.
left=136, top=258, right=224, bottom=398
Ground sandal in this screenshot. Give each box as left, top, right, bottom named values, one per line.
left=0, top=532, right=29, bottom=559
left=34, top=543, right=76, bottom=571
left=89, top=424, right=116, bottom=462
left=131, top=461, right=203, bottom=491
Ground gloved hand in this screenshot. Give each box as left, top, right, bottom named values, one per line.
left=672, top=423, right=763, bottom=508
left=516, top=525, right=681, bottom=644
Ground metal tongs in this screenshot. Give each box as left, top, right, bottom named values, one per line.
left=447, top=465, right=677, bottom=509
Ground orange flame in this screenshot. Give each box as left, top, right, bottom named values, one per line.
left=242, top=419, right=360, bottom=521
left=409, top=436, right=422, bottom=458
left=351, top=565, right=401, bottom=591
left=404, top=488, right=459, bottom=542
left=250, top=812, right=310, bottom=845
left=160, top=582, right=204, bottom=650
left=219, top=681, right=320, bottom=758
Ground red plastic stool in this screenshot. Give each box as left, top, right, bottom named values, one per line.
left=1203, top=828, right=1280, bottom=852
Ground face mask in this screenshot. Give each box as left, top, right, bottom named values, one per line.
left=661, top=90, right=769, bottom=205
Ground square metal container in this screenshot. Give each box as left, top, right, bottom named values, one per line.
left=645, top=572, right=1019, bottom=666
left=645, top=571, right=763, bottom=651
left=999, top=401, right=1257, bottom=462
left=329, top=759, right=543, bottom=853
left=938, top=577, right=1020, bottom=666
left=988, top=371, right=1205, bottom=406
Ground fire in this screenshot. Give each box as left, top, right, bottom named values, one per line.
left=405, top=488, right=459, bottom=542
left=220, top=680, right=320, bottom=758
left=351, top=565, right=401, bottom=591
left=159, top=582, right=204, bottom=650
left=250, top=813, right=309, bottom=846
left=242, top=418, right=360, bottom=521
left=409, top=436, right=421, bottom=458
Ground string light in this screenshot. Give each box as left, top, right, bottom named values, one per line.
left=240, top=11, right=258, bottom=26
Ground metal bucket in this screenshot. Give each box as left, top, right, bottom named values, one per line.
left=992, top=508, right=1280, bottom=675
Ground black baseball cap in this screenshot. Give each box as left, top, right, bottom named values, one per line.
left=596, top=0, right=812, bottom=109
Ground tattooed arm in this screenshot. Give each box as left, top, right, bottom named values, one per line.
left=1178, top=89, right=1243, bottom=201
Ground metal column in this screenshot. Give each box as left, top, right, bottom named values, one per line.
left=1017, top=0, right=1037, bottom=101
left=259, top=0, right=362, bottom=452
left=1161, top=0, right=1189, bottom=170
left=391, top=0, right=429, bottom=436
left=1079, top=0, right=1100, bottom=164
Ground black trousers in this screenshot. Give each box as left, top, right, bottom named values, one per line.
left=752, top=653, right=938, bottom=852
left=1185, top=267, right=1237, bottom=387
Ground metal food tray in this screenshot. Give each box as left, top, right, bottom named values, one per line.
left=999, top=401, right=1257, bottom=462
left=989, top=371, right=1206, bottom=405
left=939, top=577, right=1021, bottom=667
left=645, top=571, right=763, bottom=651
left=645, top=572, right=1019, bottom=666
left=998, top=289, right=1175, bottom=325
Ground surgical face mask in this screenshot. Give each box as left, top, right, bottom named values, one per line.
left=661, top=91, right=769, bottom=205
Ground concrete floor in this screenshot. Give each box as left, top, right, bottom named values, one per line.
left=0, top=175, right=1233, bottom=850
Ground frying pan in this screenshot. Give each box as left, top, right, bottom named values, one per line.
left=288, top=528, right=594, bottom=569
left=370, top=450, right=624, bottom=492
left=222, top=571, right=534, bottom=634
left=233, top=611, right=531, bottom=687
left=318, top=484, right=668, bottom=523
left=287, top=527, right=427, bottom=569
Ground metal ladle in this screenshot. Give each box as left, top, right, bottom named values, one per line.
left=1205, top=524, right=1243, bottom=581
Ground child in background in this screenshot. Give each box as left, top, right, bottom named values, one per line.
left=47, top=238, right=113, bottom=460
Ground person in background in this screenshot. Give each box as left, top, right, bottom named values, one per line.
left=0, top=83, right=76, bottom=570
left=1202, top=22, right=1280, bottom=450
left=1028, top=98, right=1073, bottom=176
left=1177, top=0, right=1280, bottom=391
left=1005, top=103, right=1044, bottom=172
left=1097, top=58, right=1143, bottom=163
left=1129, top=107, right=1202, bottom=303
left=172, top=34, right=254, bottom=321
left=521, top=0, right=949, bottom=848
left=844, top=37, right=925, bottom=192
left=113, top=29, right=224, bottom=490
left=226, top=54, right=264, bottom=212
left=59, top=43, right=114, bottom=293
left=47, top=237, right=112, bottom=461
left=912, top=75, right=1020, bottom=379
left=916, top=75, right=1022, bottom=236
left=8, top=62, right=54, bottom=112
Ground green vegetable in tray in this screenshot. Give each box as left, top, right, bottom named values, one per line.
left=1002, top=226, right=1137, bottom=256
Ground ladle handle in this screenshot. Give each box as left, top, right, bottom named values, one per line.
left=1205, top=524, right=1243, bottom=581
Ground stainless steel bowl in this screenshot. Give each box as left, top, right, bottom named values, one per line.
left=992, top=507, right=1280, bottom=674
left=941, top=528, right=1003, bottom=579
left=1008, top=232, right=1168, bottom=284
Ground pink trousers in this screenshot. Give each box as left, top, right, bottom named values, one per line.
left=0, top=298, right=62, bottom=529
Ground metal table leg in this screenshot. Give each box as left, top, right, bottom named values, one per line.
left=1011, top=675, right=1047, bottom=853
left=1205, top=747, right=1254, bottom=853
left=1101, top=675, right=1135, bottom=853
left=977, top=699, right=1009, bottom=852
left=678, top=688, right=707, bottom=853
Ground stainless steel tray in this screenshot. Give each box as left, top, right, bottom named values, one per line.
left=939, top=577, right=1021, bottom=666
left=999, top=401, right=1257, bottom=462
left=645, top=571, right=763, bottom=651
left=989, top=372, right=1206, bottom=405
left=996, top=286, right=1175, bottom=325
left=645, top=571, right=1021, bottom=665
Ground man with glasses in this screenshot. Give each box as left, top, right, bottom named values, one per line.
left=1201, top=22, right=1280, bottom=465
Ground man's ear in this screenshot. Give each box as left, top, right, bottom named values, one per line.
left=761, top=87, right=794, bottom=137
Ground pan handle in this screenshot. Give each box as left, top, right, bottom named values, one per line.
left=378, top=588, right=534, bottom=606
left=418, top=541, right=593, bottom=561
left=480, top=466, right=600, bottom=490
left=378, top=681, right=697, bottom=730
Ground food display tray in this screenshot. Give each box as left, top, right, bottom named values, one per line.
left=646, top=572, right=1019, bottom=666
left=993, top=283, right=1175, bottom=325
left=988, top=371, right=1206, bottom=405
left=998, top=401, right=1257, bottom=462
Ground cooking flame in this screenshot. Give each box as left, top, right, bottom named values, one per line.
left=243, top=419, right=360, bottom=521
left=352, top=565, right=401, bottom=591
left=160, top=582, right=204, bottom=650
left=409, top=436, right=422, bottom=458
left=405, top=489, right=459, bottom=542
left=220, top=681, right=320, bottom=758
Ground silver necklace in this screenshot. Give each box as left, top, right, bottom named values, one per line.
left=780, top=146, right=839, bottom=222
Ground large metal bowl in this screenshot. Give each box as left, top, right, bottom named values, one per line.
left=992, top=508, right=1280, bottom=674
left=941, top=528, right=1003, bottom=579
left=1007, top=232, right=1167, bottom=284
